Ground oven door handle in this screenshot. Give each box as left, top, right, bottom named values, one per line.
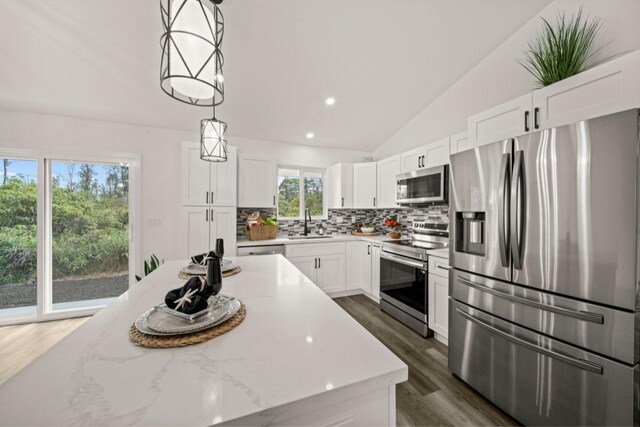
left=380, top=251, right=427, bottom=270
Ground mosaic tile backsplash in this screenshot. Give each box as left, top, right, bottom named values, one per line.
left=237, top=205, right=449, bottom=237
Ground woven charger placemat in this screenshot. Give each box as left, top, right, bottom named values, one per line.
left=178, top=266, right=241, bottom=280
left=129, top=303, right=246, bottom=348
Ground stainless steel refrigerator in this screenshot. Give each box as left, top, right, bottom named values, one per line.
left=448, top=109, right=640, bottom=426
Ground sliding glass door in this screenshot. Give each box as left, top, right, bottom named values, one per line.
left=50, top=161, right=130, bottom=311
left=0, top=151, right=138, bottom=324
left=0, top=158, right=38, bottom=319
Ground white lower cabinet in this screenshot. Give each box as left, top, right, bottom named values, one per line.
left=288, top=256, right=318, bottom=283
left=286, top=240, right=381, bottom=298
left=182, top=206, right=236, bottom=258
left=346, top=241, right=372, bottom=293
left=286, top=243, right=346, bottom=294
left=371, top=244, right=381, bottom=299
left=183, top=207, right=210, bottom=256
left=317, top=254, right=346, bottom=294
left=428, top=255, right=450, bottom=343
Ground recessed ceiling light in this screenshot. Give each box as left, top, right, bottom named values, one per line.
left=325, top=97, right=335, bottom=105
left=306, top=132, right=314, bottom=139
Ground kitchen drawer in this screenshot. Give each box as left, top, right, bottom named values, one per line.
left=450, top=269, right=639, bottom=365
left=285, top=242, right=346, bottom=258
left=449, top=299, right=639, bottom=426
left=428, top=256, right=449, bottom=279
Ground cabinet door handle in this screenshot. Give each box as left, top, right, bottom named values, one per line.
left=318, top=258, right=321, bottom=269
left=206, top=191, right=209, bottom=204
left=341, top=197, right=344, bottom=207
left=373, top=197, right=376, bottom=207
left=210, top=191, right=214, bottom=203
left=368, top=245, right=371, bottom=255
left=524, top=110, right=530, bottom=132
left=418, top=157, right=421, bottom=168
left=314, top=258, right=317, bottom=269
left=206, top=209, right=209, bottom=222
left=273, top=195, right=276, bottom=206
left=210, top=209, right=214, bottom=221
left=421, top=155, right=425, bottom=168
left=534, top=107, right=540, bottom=129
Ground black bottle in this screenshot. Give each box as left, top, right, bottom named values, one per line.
left=215, top=238, right=224, bottom=259
left=206, top=255, right=223, bottom=296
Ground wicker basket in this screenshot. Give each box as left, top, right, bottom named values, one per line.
left=245, top=224, right=278, bottom=241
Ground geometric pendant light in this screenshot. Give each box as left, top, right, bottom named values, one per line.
left=160, top=0, right=225, bottom=106
left=200, top=116, right=228, bottom=162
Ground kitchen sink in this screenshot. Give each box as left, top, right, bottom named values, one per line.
left=287, top=235, right=333, bottom=240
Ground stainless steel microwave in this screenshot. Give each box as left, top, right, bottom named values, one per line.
left=396, top=165, right=448, bottom=205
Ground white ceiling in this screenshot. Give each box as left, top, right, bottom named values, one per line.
left=0, top=0, right=550, bottom=152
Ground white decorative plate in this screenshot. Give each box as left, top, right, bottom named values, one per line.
left=135, top=296, right=241, bottom=336
left=181, top=259, right=236, bottom=275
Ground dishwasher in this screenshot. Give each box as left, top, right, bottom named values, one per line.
left=237, top=244, right=285, bottom=256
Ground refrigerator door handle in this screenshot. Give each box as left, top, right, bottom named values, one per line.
left=510, top=150, right=525, bottom=270
left=498, top=152, right=511, bottom=268
left=456, top=275, right=605, bottom=324
left=456, top=308, right=603, bottom=374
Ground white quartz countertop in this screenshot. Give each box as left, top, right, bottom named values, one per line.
left=0, top=256, right=407, bottom=426
left=237, top=234, right=398, bottom=247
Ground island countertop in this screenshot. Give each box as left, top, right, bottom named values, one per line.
left=0, top=255, right=407, bottom=426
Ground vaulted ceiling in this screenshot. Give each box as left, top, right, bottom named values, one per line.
left=0, top=0, right=550, bottom=151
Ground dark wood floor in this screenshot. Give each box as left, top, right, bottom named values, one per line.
left=334, top=294, right=518, bottom=427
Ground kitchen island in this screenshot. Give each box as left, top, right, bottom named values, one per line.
left=0, top=255, right=407, bottom=426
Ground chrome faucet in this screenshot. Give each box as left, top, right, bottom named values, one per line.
left=303, top=208, right=311, bottom=236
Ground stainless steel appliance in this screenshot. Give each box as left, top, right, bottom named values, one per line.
left=380, top=221, right=448, bottom=337
left=396, top=165, right=448, bottom=205
left=237, top=244, right=285, bottom=256
left=449, top=109, right=640, bottom=426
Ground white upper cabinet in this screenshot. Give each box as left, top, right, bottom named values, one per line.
left=210, top=146, right=237, bottom=206
left=181, top=142, right=211, bottom=206
left=465, top=51, right=640, bottom=153
left=468, top=93, right=533, bottom=147
left=450, top=131, right=471, bottom=155
left=376, top=155, right=400, bottom=208
left=532, top=50, right=640, bottom=131
left=400, top=137, right=451, bottom=173
left=423, top=137, right=450, bottom=168
left=400, top=147, right=424, bottom=173
left=181, top=143, right=237, bottom=207
left=238, top=154, right=277, bottom=208
left=353, top=162, right=377, bottom=208
left=329, top=163, right=354, bottom=208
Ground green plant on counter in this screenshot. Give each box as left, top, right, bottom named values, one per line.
left=260, top=215, right=279, bottom=227
left=135, top=254, right=163, bottom=282
left=519, top=7, right=604, bottom=88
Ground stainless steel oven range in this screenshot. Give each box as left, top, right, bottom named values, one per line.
left=380, top=221, right=448, bottom=337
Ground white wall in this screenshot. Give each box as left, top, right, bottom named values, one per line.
left=0, top=109, right=371, bottom=272
left=233, top=136, right=371, bottom=168
left=373, top=0, right=640, bottom=158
